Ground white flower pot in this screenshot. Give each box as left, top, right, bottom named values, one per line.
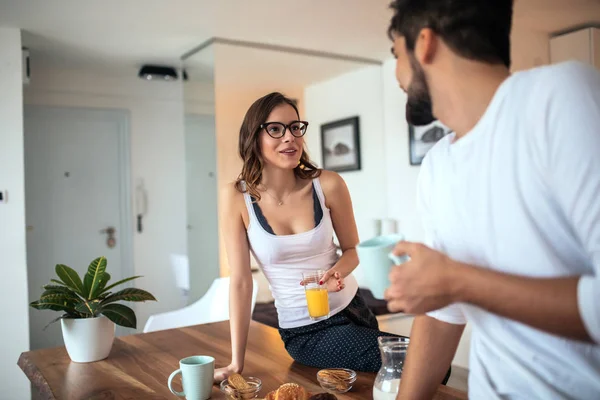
left=61, top=315, right=115, bottom=363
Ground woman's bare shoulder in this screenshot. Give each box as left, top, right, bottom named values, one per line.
left=318, top=169, right=346, bottom=191
left=221, top=181, right=246, bottom=211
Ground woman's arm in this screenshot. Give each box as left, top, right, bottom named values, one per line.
left=319, top=171, right=360, bottom=284
left=214, top=184, right=254, bottom=382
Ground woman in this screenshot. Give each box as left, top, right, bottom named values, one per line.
left=214, top=92, right=401, bottom=382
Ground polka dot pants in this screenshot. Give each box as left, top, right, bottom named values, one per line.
left=278, top=292, right=452, bottom=384
left=278, top=292, right=404, bottom=372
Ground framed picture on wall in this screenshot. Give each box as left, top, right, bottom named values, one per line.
left=321, top=116, right=361, bottom=173
left=409, top=120, right=452, bottom=165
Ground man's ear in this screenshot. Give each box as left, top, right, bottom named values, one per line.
left=414, top=28, right=438, bottom=65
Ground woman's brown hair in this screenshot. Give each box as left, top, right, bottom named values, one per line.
left=235, top=92, right=321, bottom=200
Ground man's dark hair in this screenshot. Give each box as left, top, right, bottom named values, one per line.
left=388, top=0, right=513, bottom=68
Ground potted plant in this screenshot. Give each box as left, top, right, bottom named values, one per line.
left=30, top=256, right=156, bottom=363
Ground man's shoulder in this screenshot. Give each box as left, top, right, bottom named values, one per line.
left=512, top=61, right=599, bottom=97
left=422, top=133, right=453, bottom=168
left=417, top=134, right=453, bottom=195
left=531, top=60, right=597, bottom=78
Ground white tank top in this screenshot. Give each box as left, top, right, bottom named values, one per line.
left=242, top=178, right=358, bottom=329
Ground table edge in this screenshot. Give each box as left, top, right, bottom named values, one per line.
left=18, top=352, right=56, bottom=400
left=18, top=322, right=467, bottom=400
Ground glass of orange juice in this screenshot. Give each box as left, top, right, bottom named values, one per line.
left=302, top=270, right=330, bottom=321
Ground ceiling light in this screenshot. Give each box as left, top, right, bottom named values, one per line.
left=138, top=65, right=178, bottom=81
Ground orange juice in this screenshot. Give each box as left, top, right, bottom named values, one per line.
left=305, top=288, right=330, bottom=318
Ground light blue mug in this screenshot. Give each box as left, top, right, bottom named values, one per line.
left=168, top=355, right=214, bottom=400
left=356, top=234, right=410, bottom=299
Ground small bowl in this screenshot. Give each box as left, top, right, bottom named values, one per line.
left=220, top=377, right=262, bottom=399
left=316, top=368, right=357, bottom=394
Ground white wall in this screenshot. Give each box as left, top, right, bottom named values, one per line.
left=303, top=63, right=423, bottom=242
left=0, top=27, right=31, bottom=399
left=184, top=80, right=215, bottom=115
left=24, top=65, right=192, bottom=331
left=305, top=66, right=387, bottom=241
left=381, top=59, right=427, bottom=242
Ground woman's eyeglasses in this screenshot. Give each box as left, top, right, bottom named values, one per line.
left=260, top=121, right=309, bottom=138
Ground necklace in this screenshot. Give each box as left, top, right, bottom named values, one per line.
left=262, top=187, right=293, bottom=206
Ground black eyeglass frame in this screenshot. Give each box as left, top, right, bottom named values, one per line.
left=259, top=120, right=309, bottom=138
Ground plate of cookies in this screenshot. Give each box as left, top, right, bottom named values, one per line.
left=220, top=374, right=262, bottom=399
left=221, top=372, right=351, bottom=400
left=316, top=369, right=357, bottom=394
left=263, top=382, right=339, bottom=400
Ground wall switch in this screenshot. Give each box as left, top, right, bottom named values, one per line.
left=0, top=190, right=7, bottom=203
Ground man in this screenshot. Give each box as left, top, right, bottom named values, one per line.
left=383, top=0, right=600, bottom=399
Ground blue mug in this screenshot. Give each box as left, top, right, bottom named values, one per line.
left=356, top=234, right=410, bottom=299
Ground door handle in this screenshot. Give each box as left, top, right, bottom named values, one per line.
left=100, top=227, right=117, bottom=248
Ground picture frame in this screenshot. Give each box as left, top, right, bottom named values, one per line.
left=321, top=116, right=361, bottom=173
left=409, top=120, right=452, bottom=165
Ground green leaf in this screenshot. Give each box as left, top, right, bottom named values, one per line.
left=30, top=300, right=74, bottom=313
left=41, top=285, right=78, bottom=297
left=98, top=275, right=143, bottom=295
left=43, top=284, right=72, bottom=291
left=97, top=291, right=112, bottom=301
left=101, top=288, right=156, bottom=305
left=43, top=314, right=69, bottom=331
left=75, top=300, right=101, bottom=316
left=101, top=303, right=136, bottom=329
left=97, top=272, right=111, bottom=293
left=55, top=264, right=84, bottom=295
left=83, top=256, right=107, bottom=299
left=38, top=292, right=78, bottom=305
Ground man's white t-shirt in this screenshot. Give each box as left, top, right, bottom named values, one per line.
left=419, top=61, right=600, bottom=399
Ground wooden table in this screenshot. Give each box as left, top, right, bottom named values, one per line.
left=19, top=321, right=467, bottom=399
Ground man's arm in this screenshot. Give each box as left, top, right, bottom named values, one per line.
left=387, top=242, right=595, bottom=343
left=396, top=158, right=467, bottom=399
left=398, top=316, right=465, bottom=400
left=454, top=263, right=590, bottom=342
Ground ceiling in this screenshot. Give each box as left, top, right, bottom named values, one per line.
left=0, top=0, right=598, bottom=72
left=184, top=41, right=377, bottom=89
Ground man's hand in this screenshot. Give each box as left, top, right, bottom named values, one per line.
left=384, top=241, right=460, bottom=313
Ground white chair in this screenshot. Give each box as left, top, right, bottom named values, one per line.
left=143, top=277, right=259, bottom=333
left=170, top=253, right=191, bottom=306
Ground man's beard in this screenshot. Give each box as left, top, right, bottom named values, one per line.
left=406, top=56, right=436, bottom=126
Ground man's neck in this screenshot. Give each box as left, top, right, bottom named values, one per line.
left=431, top=61, right=510, bottom=139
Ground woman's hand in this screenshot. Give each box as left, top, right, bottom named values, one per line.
left=300, top=270, right=345, bottom=292
left=320, top=270, right=345, bottom=292
left=213, top=363, right=242, bottom=384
